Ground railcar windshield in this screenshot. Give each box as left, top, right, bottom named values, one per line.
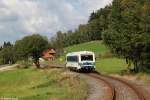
left=81, top=55, right=93, bottom=61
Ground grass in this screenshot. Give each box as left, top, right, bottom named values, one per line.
left=96, top=58, right=126, bottom=74
left=64, top=41, right=109, bottom=56
left=0, top=68, right=88, bottom=100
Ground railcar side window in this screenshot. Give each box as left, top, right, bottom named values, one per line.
left=67, top=56, right=78, bottom=62
left=81, top=55, right=93, bottom=61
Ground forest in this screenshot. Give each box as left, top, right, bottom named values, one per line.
left=0, top=0, right=149, bottom=72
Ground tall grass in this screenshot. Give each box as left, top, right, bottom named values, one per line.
left=0, top=68, right=88, bottom=100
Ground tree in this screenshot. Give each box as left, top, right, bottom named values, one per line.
left=103, top=0, right=150, bottom=72
left=0, top=45, right=14, bottom=64
left=14, top=34, right=49, bottom=68
left=0, top=46, right=2, bottom=51
left=88, top=6, right=112, bottom=40
left=3, top=41, right=12, bottom=48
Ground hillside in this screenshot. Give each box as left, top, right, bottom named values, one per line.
left=64, top=41, right=109, bottom=56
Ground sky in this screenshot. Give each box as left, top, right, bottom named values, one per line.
left=0, top=0, right=112, bottom=45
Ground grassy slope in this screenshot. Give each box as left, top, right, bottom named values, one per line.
left=96, top=58, right=126, bottom=74
left=64, top=41, right=126, bottom=74
left=65, top=41, right=109, bottom=55
left=0, top=68, right=87, bottom=100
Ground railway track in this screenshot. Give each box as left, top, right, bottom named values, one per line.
left=88, top=74, right=115, bottom=100
left=89, top=72, right=147, bottom=100
left=46, top=65, right=149, bottom=100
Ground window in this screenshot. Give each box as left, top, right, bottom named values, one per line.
left=81, top=55, right=93, bottom=61
left=67, top=56, right=78, bottom=62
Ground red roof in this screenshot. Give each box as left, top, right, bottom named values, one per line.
left=43, top=48, right=56, bottom=54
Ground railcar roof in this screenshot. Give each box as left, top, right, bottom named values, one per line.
left=66, top=51, right=94, bottom=56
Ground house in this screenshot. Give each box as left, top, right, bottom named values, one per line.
left=42, top=48, right=56, bottom=61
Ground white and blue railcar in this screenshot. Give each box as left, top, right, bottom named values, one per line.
left=66, top=51, right=96, bottom=71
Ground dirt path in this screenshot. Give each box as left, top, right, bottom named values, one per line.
left=0, top=64, right=17, bottom=71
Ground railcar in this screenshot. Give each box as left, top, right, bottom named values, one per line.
left=65, top=51, right=96, bottom=71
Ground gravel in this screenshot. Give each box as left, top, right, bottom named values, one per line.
left=80, top=74, right=112, bottom=100
left=99, top=75, right=140, bottom=100
left=126, top=79, right=150, bottom=100
left=111, top=74, right=150, bottom=100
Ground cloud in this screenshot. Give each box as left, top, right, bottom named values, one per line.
left=0, top=0, right=112, bottom=45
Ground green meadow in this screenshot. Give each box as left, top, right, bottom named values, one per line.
left=65, top=41, right=109, bottom=56
left=0, top=68, right=87, bottom=100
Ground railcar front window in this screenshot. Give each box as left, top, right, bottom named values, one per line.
left=81, top=55, right=93, bottom=61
